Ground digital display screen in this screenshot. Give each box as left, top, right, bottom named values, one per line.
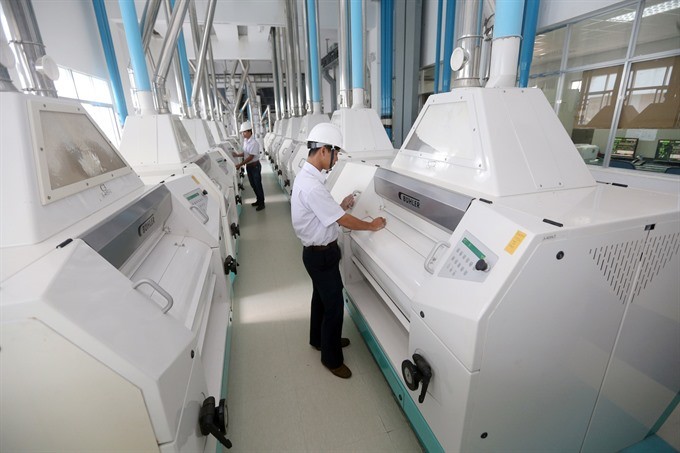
left=655, top=139, right=680, bottom=162
left=611, top=137, right=638, bottom=159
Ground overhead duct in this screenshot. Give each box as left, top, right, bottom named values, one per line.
left=270, top=28, right=281, bottom=120
left=291, top=0, right=305, bottom=115
left=0, top=0, right=57, bottom=97
left=189, top=2, right=210, bottom=117
left=162, top=0, right=189, bottom=116
left=277, top=28, right=289, bottom=118
left=152, top=0, right=189, bottom=113
left=189, top=0, right=217, bottom=116
left=450, top=0, right=483, bottom=88
left=337, top=0, right=350, bottom=108
left=284, top=0, right=298, bottom=116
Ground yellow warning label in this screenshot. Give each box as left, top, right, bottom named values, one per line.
left=505, top=230, right=527, bottom=255
left=191, top=175, right=200, bottom=185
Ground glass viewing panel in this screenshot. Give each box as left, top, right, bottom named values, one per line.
left=40, top=110, right=126, bottom=190
left=404, top=101, right=477, bottom=163
left=567, top=6, right=635, bottom=68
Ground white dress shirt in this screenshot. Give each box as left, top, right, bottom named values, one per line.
left=243, top=136, right=260, bottom=162
left=291, top=162, right=345, bottom=247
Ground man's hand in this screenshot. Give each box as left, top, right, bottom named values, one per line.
left=340, top=194, right=355, bottom=211
left=369, top=217, right=387, bottom=231
left=232, top=151, right=239, bottom=158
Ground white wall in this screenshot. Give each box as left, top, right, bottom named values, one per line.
left=33, top=0, right=108, bottom=79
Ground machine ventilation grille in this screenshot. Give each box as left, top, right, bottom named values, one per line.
left=590, top=240, right=644, bottom=303
left=634, top=232, right=680, bottom=300
left=590, top=232, right=680, bottom=303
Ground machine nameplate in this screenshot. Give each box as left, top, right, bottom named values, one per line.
left=374, top=168, right=473, bottom=232
left=81, top=185, right=172, bottom=269
left=439, top=231, right=497, bottom=282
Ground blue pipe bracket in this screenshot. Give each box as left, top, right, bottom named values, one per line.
left=92, top=0, right=128, bottom=124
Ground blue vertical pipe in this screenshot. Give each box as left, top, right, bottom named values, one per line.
left=350, top=0, right=363, bottom=89
left=307, top=0, right=321, bottom=104
left=495, top=0, right=525, bottom=37
left=380, top=0, right=393, bottom=138
left=380, top=0, right=386, bottom=118
left=433, top=0, right=443, bottom=94
left=519, top=0, right=540, bottom=87
left=118, top=0, right=151, bottom=92
left=92, top=0, right=128, bottom=124
left=170, top=0, right=193, bottom=106
left=441, top=0, right=455, bottom=92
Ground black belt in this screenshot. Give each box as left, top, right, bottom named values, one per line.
left=304, top=240, right=337, bottom=251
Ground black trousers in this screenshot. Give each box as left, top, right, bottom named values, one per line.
left=246, top=161, right=265, bottom=206
left=302, top=243, right=344, bottom=369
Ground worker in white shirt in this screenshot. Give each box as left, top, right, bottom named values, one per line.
left=291, top=123, right=386, bottom=379
left=232, top=121, right=265, bottom=211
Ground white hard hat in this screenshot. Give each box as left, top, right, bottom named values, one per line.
left=239, top=121, right=252, bottom=133
left=307, top=123, right=343, bottom=150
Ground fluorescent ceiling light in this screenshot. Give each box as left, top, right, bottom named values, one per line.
left=608, top=0, right=680, bottom=23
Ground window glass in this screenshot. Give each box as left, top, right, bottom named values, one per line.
left=613, top=56, right=680, bottom=174
left=529, top=75, right=558, bottom=105
left=567, top=6, right=635, bottom=68
left=531, top=27, right=566, bottom=75
left=92, top=77, right=113, bottom=104
left=82, top=104, right=121, bottom=146
left=72, top=70, right=96, bottom=102
left=54, top=66, right=121, bottom=146
left=634, top=0, right=680, bottom=57
left=54, top=67, right=77, bottom=99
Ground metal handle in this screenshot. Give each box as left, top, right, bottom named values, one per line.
left=424, top=241, right=450, bottom=274
left=133, top=278, right=174, bottom=314
left=190, top=205, right=209, bottom=224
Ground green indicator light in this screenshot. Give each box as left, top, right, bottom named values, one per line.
left=462, top=237, right=485, bottom=260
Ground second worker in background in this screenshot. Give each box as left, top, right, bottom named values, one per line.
left=233, top=121, right=266, bottom=211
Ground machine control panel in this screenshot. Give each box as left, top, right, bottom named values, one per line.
left=184, top=188, right=209, bottom=219
left=439, top=231, right=497, bottom=282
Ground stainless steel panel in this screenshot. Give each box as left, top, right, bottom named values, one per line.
left=81, top=185, right=173, bottom=269
left=374, top=168, right=473, bottom=232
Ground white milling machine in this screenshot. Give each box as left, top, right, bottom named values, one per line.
left=0, top=91, right=234, bottom=451
left=272, top=116, right=302, bottom=172
left=119, top=114, right=242, bottom=276
left=277, top=112, right=329, bottom=195
left=332, top=87, right=680, bottom=451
